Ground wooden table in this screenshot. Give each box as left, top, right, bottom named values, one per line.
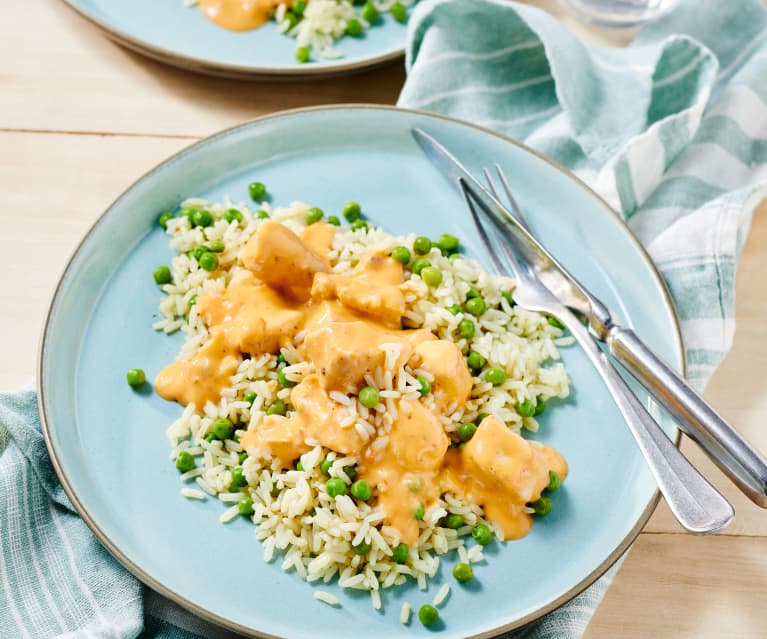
left=2, top=1, right=765, bottom=637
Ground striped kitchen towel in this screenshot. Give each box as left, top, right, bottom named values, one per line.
left=400, top=0, right=767, bottom=391
left=399, top=0, right=767, bottom=635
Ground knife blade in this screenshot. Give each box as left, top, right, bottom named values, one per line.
left=412, top=126, right=767, bottom=507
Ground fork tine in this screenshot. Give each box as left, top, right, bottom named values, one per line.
left=459, top=179, right=521, bottom=279
left=493, top=164, right=533, bottom=233
left=483, top=168, right=500, bottom=199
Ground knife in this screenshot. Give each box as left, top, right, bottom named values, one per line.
left=412, top=126, right=767, bottom=507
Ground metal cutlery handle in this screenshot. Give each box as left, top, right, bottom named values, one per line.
left=565, top=318, right=735, bottom=533
left=609, top=326, right=767, bottom=507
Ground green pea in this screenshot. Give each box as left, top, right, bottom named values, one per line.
left=411, top=258, right=431, bottom=275
left=278, top=370, right=296, bottom=388
left=192, top=245, right=209, bottom=261
left=326, top=477, right=347, bottom=497
left=418, top=604, right=438, bottom=627
left=230, top=467, right=248, bottom=489
left=238, top=451, right=248, bottom=464
left=532, top=496, right=552, bottom=516
left=464, top=296, right=487, bottom=316
left=342, top=201, right=361, bottom=222
left=204, top=432, right=216, bottom=443
left=305, top=207, right=324, bottom=224
left=416, top=376, right=431, bottom=396
left=257, top=209, right=270, bottom=219
left=212, top=418, right=234, bottom=440
left=474, top=412, right=488, bottom=425
left=208, top=239, right=225, bottom=253
left=466, top=351, right=486, bottom=372
left=327, top=215, right=341, bottom=226
left=361, top=1, right=380, bottom=22
left=435, top=233, right=460, bottom=254
left=292, top=0, right=307, bottom=15
left=390, top=246, right=411, bottom=265
left=350, top=219, right=368, bottom=232
left=244, top=391, right=257, bottom=405
left=420, top=266, right=442, bottom=287
left=223, top=208, right=243, bottom=223
left=446, top=304, right=461, bottom=316
left=296, top=461, right=304, bottom=471
left=188, top=294, right=198, bottom=308
left=153, top=265, right=172, bottom=285
left=502, top=291, right=515, bottom=307
left=449, top=252, right=462, bottom=261
left=444, top=514, right=463, bottom=529
left=248, top=181, right=267, bottom=201
left=284, top=11, right=298, bottom=29
left=238, top=496, right=255, bottom=516
left=414, top=504, right=425, bottom=520
left=413, top=236, right=432, bottom=255
left=391, top=542, right=409, bottom=563
left=350, top=480, right=372, bottom=501
left=457, top=318, right=475, bottom=339
left=126, top=368, right=146, bottom=388
left=199, top=252, right=218, bottom=272
left=485, top=367, right=506, bottom=386
left=320, top=458, right=333, bottom=475
left=345, top=17, right=364, bottom=36
left=518, top=398, right=535, bottom=418
left=345, top=466, right=357, bottom=481
left=191, top=209, right=213, bottom=228
left=359, top=386, right=380, bottom=409
left=466, top=286, right=481, bottom=299
left=266, top=400, right=286, bottom=416
left=547, top=316, right=566, bottom=330
left=534, top=397, right=546, bottom=416
left=458, top=422, right=477, bottom=442
left=471, top=523, right=493, bottom=546
left=175, top=451, right=195, bottom=473
left=452, top=562, right=474, bottom=582
left=157, top=211, right=175, bottom=229
left=276, top=352, right=288, bottom=366
left=547, top=470, right=561, bottom=492
left=352, top=541, right=371, bottom=555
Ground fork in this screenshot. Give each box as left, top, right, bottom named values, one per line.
left=460, top=169, right=734, bottom=534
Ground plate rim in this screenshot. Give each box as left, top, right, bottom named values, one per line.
left=38, top=103, right=684, bottom=639
left=61, top=0, right=406, bottom=80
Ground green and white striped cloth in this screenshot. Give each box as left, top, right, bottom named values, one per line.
left=2, top=0, right=767, bottom=637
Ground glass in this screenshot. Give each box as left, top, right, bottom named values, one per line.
left=561, top=0, right=678, bottom=27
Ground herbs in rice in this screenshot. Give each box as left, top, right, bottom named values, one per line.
left=153, top=195, right=571, bottom=612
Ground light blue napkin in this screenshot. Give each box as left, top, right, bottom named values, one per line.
left=3, top=0, right=767, bottom=636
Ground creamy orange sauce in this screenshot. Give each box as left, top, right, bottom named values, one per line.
left=197, top=0, right=285, bottom=32
left=156, top=330, right=240, bottom=408
left=157, top=218, right=568, bottom=542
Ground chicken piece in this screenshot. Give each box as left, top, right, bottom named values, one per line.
left=303, top=321, right=411, bottom=394
left=299, top=222, right=336, bottom=268
left=361, top=399, right=448, bottom=545
left=239, top=220, right=328, bottom=301
left=197, top=271, right=303, bottom=355
left=410, top=340, right=473, bottom=411
left=311, top=254, right=405, bottom=328
left=291, top=375, right=368, bottom=456
left=463, top=416, right=560, bottom=504
left=239, top=415, right=309, bottom=469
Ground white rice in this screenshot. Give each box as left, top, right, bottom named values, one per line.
left=157, top=198, right=571, bottom=611
left=400, top=601, right=411, bottom=625
left=314, top=591, right=340, bottom=606
left=432, top=583, right=450, bottom=607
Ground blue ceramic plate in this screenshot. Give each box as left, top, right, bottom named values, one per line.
left=40, top=106, right=683, bottom=639
left=63, top=0, right=411, bottom=78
